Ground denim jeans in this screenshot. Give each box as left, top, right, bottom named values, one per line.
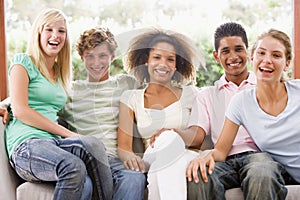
left=187, top=151, right=287, bottom=200
left=109, top=156, right=146, bottom=200
left=10, top=136, right=113, bottom=200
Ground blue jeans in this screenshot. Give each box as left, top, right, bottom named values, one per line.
left=10, top=136, right=113, bottom=200
left=187, top=151, right=287, bottom=200
left=109, top=156, right=146, bottom=200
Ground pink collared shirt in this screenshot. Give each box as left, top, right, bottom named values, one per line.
left=189, top=71, right=259, bottom=156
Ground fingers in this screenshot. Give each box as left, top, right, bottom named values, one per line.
left=207, top=158, right=215, bottom=175
left=186, top=159, right=200, bottom=183
left=186, top=151, right=216, bottom=184
left=149, top=134, right=156, bottom=148
left=200, top=161, right=208, bottom=183
left=186, top=160, right=193, bottom=181
left=1, top=109, right=9, bottom=124
left=123, top=155, right=145, bottom=173
left=150, top=131, right=162, bottom=148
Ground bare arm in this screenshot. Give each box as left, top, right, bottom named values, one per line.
left=174, top=125, right=206, bottom=149
left=117, top=102, right=145, bottom=172
left=213, top=117, right=239, bottom=160
left=186, top=117, right=239, bottom=183
left=9, top=65, right=78, bottom=138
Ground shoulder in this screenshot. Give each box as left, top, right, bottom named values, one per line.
left=196, top=85, right=220, bottom=101
left=114, top=74, right=137, bottom=89
left=232, top=87, right=254, bottom=102
left=10, top=53, right=33, bottom=68
left=121, top=88, right=143, bottom=97
left=9, top=53, right=38, bottom=78
left=183, top=85, right=200, bottom=94
left=10, top=53, right=30, bottom=63
left=286, top=79, right=300, bottom=88
left=120, top=88, right=144, bottom=106
left=121, top=88, right=143, bottom=100
left=285, top=79, right=300, bottom=96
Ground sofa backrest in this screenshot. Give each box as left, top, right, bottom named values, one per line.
left=0, top=117, right=23, bottom=200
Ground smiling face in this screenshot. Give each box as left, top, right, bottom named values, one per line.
left=251, top=36, right=290, bottom=83
left=213, top=36, right=248, bottom=82
left=147, top=42, right=177, bottom=85
left=40, top=19, right=66, bottom=58
left=82, top=43, right=114, bottom=82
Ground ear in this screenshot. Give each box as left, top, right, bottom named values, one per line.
left=283, top=60, right=291, bottom=72
left=213, top=51, right=220, bottom=63
left=249, top=53, right=254, bottom=62
left=111, top=54, right=115, bottom=61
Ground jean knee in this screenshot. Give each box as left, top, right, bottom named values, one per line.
left=79, top=136, right=107, bottom=161
left=125, top=170, right=146, bottom=186
left=59, top=158, right=87, bottom=186
left=81, top=175, right=93, bottom=200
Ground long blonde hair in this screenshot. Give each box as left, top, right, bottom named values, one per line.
left=26, top=8, right=71, bottom=91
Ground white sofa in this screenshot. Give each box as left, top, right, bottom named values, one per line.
left=0, top=118, right=299, bottom=199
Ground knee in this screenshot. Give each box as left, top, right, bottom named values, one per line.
left=79, top=136, right=107, bottom=161
left=123, top=171, right=146, bottom=187
left=80, top=136, right=105, bottom=151
left=247, top=161, right=279, bottom=178
left=59, top=158, right=87, bottom=182
left=131, top=171, right=146, bottom=186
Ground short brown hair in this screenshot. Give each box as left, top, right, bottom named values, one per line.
left=76, top=27, right=118, bottom=57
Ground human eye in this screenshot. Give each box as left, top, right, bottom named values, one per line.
left=235, top=46, right=245, bottom=52
left=256, top=50, right=265, bottom=55
left=59, top=29, right=66, bottom=33
left=273, top=53, right=282, bottom=58
left=153, top=55, right=161, bottom=60
left=168, top=57, right=175, bottom=62
left=44, top=27, right=53, bottom=32
left=220, top=48, right=229, bottom=54
left=99, top=54, right=108, bottom=59
left=85, top=54, right=94, bottom=60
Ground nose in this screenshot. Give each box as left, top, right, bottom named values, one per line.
left=229, top=52, right=239, bottom=60
left=51, top=31, right=58, bottom=39
left=262, top=53, right=272, bottom=64
left=159, top=58, right=169, bottom=67
left=93, top=56, right=102, bottom=66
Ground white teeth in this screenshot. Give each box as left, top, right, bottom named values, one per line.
left=228, top=63, right=240, bottom=67
left=92, top=68, right=103, bottom=72
left=49, top=41, right=59, bottom=45
left=155, top=69, right=169, bottom=74
left=260, top=67, right=273, bottom=72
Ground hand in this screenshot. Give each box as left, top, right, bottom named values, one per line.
left=186, top=150, right=215, bottom=183
left=123, top=153, right=146, bottom=173
left=62, top=129, right=80, bottom=138
left=0, top=109, right=9, bottom=124
left=150, top=128, right=172, bottom=148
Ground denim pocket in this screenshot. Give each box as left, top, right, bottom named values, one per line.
left=11, top=140, right=41, bottom=182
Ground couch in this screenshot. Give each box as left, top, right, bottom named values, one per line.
left=0, top=117, right=299, bottom=199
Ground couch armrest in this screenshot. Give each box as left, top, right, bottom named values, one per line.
left=0, top=117, right=23, bottom=200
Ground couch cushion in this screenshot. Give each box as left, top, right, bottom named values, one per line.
left=17, top=182, right=54, bottom=200
left=225, top=185, right=299, bottom=200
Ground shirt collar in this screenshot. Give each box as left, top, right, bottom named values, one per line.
left=215, top=71, right=256, bottom=90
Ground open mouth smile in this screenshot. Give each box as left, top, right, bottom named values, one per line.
left=259, top=67, right=274, bottom=73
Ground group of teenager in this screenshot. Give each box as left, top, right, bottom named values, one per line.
left=0, top=7, right=299, bottom=200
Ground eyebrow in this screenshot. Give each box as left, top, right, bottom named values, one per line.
left=257, top=47, right=283, bottom=53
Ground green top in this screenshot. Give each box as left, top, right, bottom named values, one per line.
left=5, top=54, right=66, bottom=157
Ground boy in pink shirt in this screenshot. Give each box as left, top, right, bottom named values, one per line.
left=186, top=22, right=286, bottom=199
